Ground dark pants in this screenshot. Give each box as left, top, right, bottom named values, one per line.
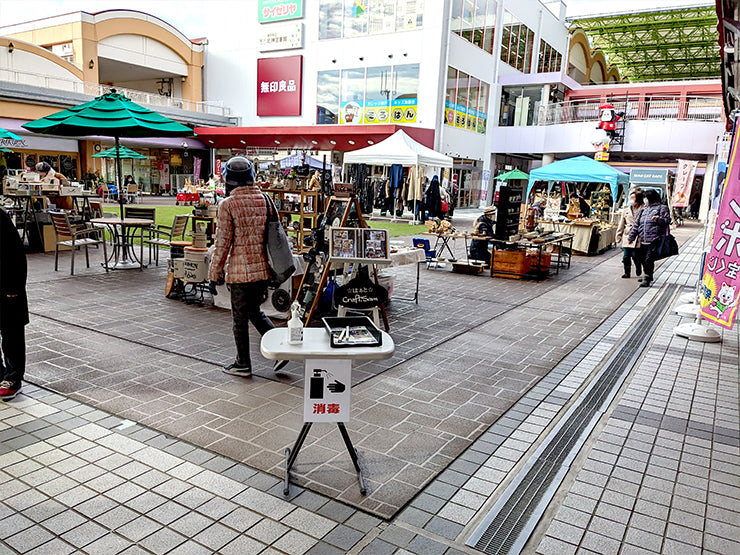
left=622, top=247, right=643, bottom=276
left=1, top=325, right=25, bottom=385
left=230, top=281, right=274, bottom=367
left=640, top=243, right=658, bottom=283
left=469, top=240, right=490, bottom=262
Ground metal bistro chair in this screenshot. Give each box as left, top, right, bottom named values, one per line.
left=49, top=211, right=108, bottom=275
left=145, top=214, right=190, bottom=266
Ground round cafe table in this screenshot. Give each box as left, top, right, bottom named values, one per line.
left=90, top=217, right=153, bottom=270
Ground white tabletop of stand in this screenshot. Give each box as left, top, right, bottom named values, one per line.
left=260, top=328, right=395, bottom=361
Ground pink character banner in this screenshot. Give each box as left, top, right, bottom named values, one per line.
left=701, top=127, right=740, bottom=329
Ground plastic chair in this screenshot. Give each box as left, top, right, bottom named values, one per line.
left=49, top=211, right=108, bottom=275
left=413, top=237, right=444, bottom=269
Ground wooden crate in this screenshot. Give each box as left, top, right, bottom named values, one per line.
left=452, top=261, right=485, bottom=274
left=492, top=250, right=530, bottom=278
left=528, top=252, right=551, bottom=272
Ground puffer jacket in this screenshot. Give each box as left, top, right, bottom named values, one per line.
left=628, top=203, right=670, bottom=246
left=615, top=206, right=642, bottom=248
left=208, top=186, right=271, bottom=284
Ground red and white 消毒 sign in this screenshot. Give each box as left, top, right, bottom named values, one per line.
left=257, top=55, right=303, bottom=116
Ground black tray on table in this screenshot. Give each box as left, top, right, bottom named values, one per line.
left=322, top=316, right=383, bottom=348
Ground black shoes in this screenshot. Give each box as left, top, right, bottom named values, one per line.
left=640, top=279, right=652, bottom=288
left=273, top=360, right=289, bottom=372
left=223, top=362, right=252, bottom=377
left=621, top=273, right=630, bottom=279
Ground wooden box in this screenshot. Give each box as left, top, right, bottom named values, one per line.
left=528, top=252, right=551, bottom=272
left=492, top=250, right=529, bottom=278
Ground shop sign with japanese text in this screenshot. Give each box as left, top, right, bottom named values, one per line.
left=257, top=55, right=302, bottom=116
left=258, top=0, right=303, bottom=23
left=672, top=159, right=697, bottom=208
left=701, top=128, right=740, bottom=329
left=258, top=21, right=303, bottom=52
left=304, top=359, right=351, bottom=423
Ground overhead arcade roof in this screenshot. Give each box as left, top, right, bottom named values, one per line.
left=571, top=5, right=720, bottom=82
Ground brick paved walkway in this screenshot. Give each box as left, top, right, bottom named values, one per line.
left=1, top=221, right=737, bottom=554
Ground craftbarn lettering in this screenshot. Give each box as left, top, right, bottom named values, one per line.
left=263, top=3, right=298, bottom=19
left=260, top=80, right=297, bottom=94
left=340, top=293, right=378, bottom=304
left=312, top=403, right=340, bottom=414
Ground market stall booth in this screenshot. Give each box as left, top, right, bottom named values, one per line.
left=527, top=155, right=628, bottom=254
left=343, top=129, right=453, bottom=221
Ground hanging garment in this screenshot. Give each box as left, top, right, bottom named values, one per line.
left=406, top=166, right=423, bottom=202
left=424, top=175, right=442, bottom=218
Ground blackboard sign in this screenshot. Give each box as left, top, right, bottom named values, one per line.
left=335, top=268, right=387, bottom=309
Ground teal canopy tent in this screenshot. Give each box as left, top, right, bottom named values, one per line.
left=23, top=90, right=193, bottom=217
left=527, top=155, right=629, bottom=202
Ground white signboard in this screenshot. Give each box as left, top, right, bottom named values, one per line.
left=258, top=21, right=304, bottom=52
left=303, top=358, right=351, bottom=423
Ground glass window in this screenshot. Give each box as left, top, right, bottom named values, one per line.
left=467, top=76, right=480, bottom=132
left=450, top=0, right=463, bottom=35
left=483, top=0, right=496, bottom=54
left=317, top=70, right=341, bottom=124
left=344, top=0, right=368, bottom=37
left=461, top=0, right=475, bottom=42
left=368, top=0, right=395, bottom=34
left=340, top=68, right=365, bottom=124
left=397, top=0, right=423, bottom=30
left=365, top=65, right=392, bottom=124
left=391, top=63, right=419, bottom=123
left=478, top=81, right=489, bottom=133
left=320, top=0, right=343, bottom=39
left=455, top=70, right=469, bottom=128
left=500, top=12, right=534, bottom=72
left=472, top=1, right=486, bottom=49
left=444, top=67, right=457, bottom=126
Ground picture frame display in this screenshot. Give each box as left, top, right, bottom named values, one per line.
left=330, top=227, right=389, bottom=261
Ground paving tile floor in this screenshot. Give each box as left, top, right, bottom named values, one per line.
left=2, top=221, right=737, bottom=554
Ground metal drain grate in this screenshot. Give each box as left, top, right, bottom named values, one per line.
left=467, top=285, right=679, bottom=555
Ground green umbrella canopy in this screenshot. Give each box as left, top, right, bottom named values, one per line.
left=22, top=91, right=193, bottom=217
left=92, top=145, right=147, bottom=159
left=0, top=146, right=12, bottom=153
left=0, top=128, right=22, bottom=141
left=21, top=91, right=193, bottom=137
left=496, top=169, right=530, bottom=181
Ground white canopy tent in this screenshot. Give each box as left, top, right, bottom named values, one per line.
left=343, top=130, right=452, bottom=222
left=343, top=129, right=453, bottom=168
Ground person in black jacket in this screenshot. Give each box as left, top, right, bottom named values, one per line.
left=0, top=209, right=28, bottom=400
left=469, top=206, right=496, bottom=261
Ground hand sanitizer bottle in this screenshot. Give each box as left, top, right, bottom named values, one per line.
left=288, top=302, right=304, bottom=345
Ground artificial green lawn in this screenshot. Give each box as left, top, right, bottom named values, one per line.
left=137, top=204, right=426, bottom=238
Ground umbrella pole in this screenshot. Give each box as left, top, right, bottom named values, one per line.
left=115, top=137, right=124, bottom=219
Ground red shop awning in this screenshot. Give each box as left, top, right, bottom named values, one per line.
left=192, top=124, right=435, bottom=152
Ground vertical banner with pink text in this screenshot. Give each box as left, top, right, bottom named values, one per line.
left=701, top=126, right=740, bottom=329
left=672, top=159, right=697, bottom=207
left=193, top=157, right=202, bottom=183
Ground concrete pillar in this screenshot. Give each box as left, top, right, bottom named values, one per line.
left=542, top=153, right=555, bottom=166
left=699, top=154, right=716, bottom=223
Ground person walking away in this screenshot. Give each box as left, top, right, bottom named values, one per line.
left=207, top=157, right=287, bottom=376
left=469, top=206, right=496, bottom=262
left=0, top=209, right=28, bottom=400
left=628, top=188, right=670, bottom=288
left=615, top=188, right=644, bottom=279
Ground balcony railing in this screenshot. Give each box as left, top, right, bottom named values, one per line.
left=538, top=97, right=723, bottom=126
left=0, top=68, right=231, bottom=117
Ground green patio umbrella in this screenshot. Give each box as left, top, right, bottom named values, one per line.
left=495, top=169, right=530, bottom=181
left=0, top=129, right=22, bottom=141
left=92, top=145, right=148, bottom=160
left=22, top=90, right=193, bottom=217
left=0, top=146, right=12, bottom=153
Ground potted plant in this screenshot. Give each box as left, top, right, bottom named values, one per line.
left=193, top=199, right=210, bottom=217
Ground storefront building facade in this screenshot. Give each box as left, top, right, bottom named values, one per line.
left=0, top=12, right=234, bottom=193
left=201, top=0, right=572, bottom=208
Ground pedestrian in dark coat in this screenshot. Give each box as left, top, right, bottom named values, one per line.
left=424, top=175, right=442, bottom=219
left=469, top=206, right=496, bottom=261
left=628, top=189, right=670, bottom=287
left=0, top=209, right=28, bottom=400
